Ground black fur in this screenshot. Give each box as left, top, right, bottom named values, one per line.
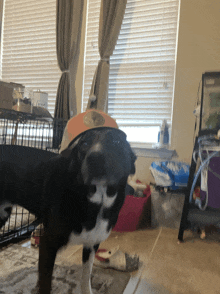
left=83, top=247, right=92, bottom=263
left=93, top=244, right=99, bottom=253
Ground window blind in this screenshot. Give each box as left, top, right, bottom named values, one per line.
left=1, top=0, right=60, bottom=115
left=82, top=0, right=180, bottom=145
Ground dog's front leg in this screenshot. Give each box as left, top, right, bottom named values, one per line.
left=37, top=231, right=62, bottom=294
left=81, top=244, right=99, bottom=294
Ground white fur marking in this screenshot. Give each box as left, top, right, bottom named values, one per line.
left=88, top=182, right=104, bottom=205
left=69, top=179, right=118, bottom=294
left=69, top=180, right=117, bottom=257
left=81, top=250, right=95, bottom=294
left=104, top=192, right=117, bottom=208
left=89, top=180, right=117, bottom=208
left=69, top=210, right=111, bottom=247
left=0, top=202, right=12, bottom=219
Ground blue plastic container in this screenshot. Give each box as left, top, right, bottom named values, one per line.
left=150, top=161, right=190, bottom=190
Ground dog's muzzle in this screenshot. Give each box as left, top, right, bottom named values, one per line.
left=86, top=151, right=106, bottom=178
left=81, top=150, right=122, bottom=185
left=82, top=150, right=106, bottom=184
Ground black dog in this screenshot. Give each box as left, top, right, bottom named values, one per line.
left=0, top=127, right=136, bottom=294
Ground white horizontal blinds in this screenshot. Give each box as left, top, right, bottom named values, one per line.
left=2, top=0, right=60, bottom=115
left=109, top=0, right=179, bottom=128
left=83, top=0, right=179, bottom=129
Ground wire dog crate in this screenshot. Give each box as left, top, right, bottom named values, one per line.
left=0, top=108, right=67, bottom=247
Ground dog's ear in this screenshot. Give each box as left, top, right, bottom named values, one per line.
left=130, top=149, right=137, bottom=175
left=60, top=138, right=80, bottom=158
left=60, top=138, right=82, bottom=175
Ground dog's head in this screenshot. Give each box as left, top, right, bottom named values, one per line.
left=61, top=127, right=136, bottom=187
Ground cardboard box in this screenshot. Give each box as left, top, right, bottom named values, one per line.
left=0, top=82, right=14, bottom=110
left=0, top=81, right=24, bottom=110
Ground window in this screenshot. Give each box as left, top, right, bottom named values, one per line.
left=1, top=0, right=60, bottom=115
left=82, top=0, right=180, bottom=147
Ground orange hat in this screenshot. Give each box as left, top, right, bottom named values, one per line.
left=59, top=109, right=119, bottom=153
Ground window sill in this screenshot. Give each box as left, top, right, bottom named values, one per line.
left=130, top=143, right=177, bottom=159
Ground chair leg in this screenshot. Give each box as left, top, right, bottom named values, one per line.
left=178, top=137, right=198, bottom=242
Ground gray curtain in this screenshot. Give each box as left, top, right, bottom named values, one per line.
left=54, top=0, right=84, bottom=119
left=53, top=0, right=84, bottom=148
left=86, top=0, right=127, bottom=113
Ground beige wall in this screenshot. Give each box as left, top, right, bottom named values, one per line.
left=74, top=0, right=220, bottom=184
left=171, top=0, right=220, bottom=164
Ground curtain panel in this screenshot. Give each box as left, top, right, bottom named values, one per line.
left=53, top=0, right=84, bottom=148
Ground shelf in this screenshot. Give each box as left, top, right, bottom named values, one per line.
left=187, top=206, right=220, bottom=228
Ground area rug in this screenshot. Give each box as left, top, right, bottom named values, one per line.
left=0, top=245, right=130, bottom=294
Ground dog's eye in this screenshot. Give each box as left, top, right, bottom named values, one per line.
left=113, top=140, right=121, bottom=146
left=107, top=186, right=117, bottom=197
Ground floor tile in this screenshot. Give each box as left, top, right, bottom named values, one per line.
left=140, top=227, right=220, bottom=294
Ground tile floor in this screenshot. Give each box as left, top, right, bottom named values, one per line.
left=6, top=227, right=220, bottom=293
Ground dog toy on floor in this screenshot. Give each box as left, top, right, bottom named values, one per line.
left=31, top=224, right=44, bottom=247
left=94, top=246, right=139, bottom=272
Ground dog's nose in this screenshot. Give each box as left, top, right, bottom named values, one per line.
left=86, top=151, right=106, bottom=177
left=82, top=151, right=108, bottom=184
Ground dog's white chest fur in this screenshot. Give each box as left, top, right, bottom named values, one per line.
left=69, top=212, right=111, bottom=246
left=69, top=181, right=116, bottom=247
